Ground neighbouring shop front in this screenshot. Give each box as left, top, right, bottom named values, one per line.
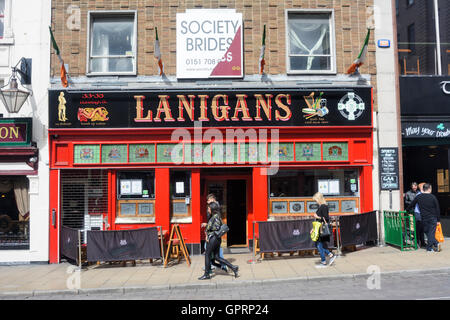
left=401, top=76, right=450, bottom=235
left=48, top=86, right=373, bottom=263
left=0, top=118, right=38, bottom=256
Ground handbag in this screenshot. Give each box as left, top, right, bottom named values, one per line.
left=320, top=217, right=331, bottom=237
left=310, top=221, right=322, bottom=242
left=436, top=222, right=445, bottom=243
left=215, top=224, right=229, bottom=238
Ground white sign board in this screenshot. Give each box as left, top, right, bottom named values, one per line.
left=176, top=9, right=243, bottom=79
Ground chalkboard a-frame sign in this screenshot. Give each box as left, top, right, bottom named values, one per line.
left=379, top=147, right=399, bottom=190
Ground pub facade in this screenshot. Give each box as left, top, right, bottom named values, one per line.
left=48, top=0, right=399, bottom=263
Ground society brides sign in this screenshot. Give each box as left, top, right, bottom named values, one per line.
left=176, top=9, right=243, bottom=79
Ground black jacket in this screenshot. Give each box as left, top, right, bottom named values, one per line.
left=205, top=213, right=222, bottom=240
left=406, top=193, right=440, bottom=222
left=316, top=204, right=330, bottom=242
left=404, top=190, right=418, bottom=207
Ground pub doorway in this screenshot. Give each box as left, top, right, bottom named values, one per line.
left=202, top=170, right=250, bottom=248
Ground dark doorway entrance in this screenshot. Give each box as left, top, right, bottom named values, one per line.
left=226, top=180, right=247, bottom=246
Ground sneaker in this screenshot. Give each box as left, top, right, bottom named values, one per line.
left=328, top=254, right=336, bottom=266
left=315, top=262, right=328, bottom=268
left=427, top=249, right=437, bottom=253
left=221, top=265, right=228, bottom=272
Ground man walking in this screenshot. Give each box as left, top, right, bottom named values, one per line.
left=406, top=183, right=441, bottom=252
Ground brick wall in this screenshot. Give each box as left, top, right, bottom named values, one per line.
left=50, top=0, right=376, bottom=78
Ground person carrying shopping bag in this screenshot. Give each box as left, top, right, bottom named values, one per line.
left=312, top=192, right=336, bottom=268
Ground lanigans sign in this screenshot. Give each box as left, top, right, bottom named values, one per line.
left=48, top=88, right=372, bottom=129
left=0, top=118, right=32, bottom=146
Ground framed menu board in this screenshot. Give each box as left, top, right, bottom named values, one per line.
left=379, top=147, right=399, bottom=190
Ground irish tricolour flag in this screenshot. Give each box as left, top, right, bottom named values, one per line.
left=259, top=24, right=266, bottom=74
left=154, top=27, right=164, bottom=76
left=49, top=26, right=68, bottom=87
left=346, top=29, right=371, bottom=75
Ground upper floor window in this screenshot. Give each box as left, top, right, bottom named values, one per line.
left=286, top=10, right=335, bottom=74
left=0, top=0, right=5, bottom=39
left=87, top=11, right=136, bottom=75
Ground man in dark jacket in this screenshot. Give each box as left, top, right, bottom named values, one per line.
left=406, top=183, right=441, bottom=252
left=404, top=182, right=418, bottom=208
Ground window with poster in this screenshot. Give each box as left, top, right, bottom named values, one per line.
left=116, top=171, right=155, bottom=223
left=170, top=170, right=191, bottom=223
left=269, top=169, right=359, bottom=218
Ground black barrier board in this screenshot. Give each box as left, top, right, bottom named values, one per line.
left=259, top=219, right=334, bottom=253
left=60, top=226, right=79, bottom=262
left=86, top=227, right=161, bottom=262
left=48, top=87, right=372, bottom=129
left=339, top=211, right=377, bottom=247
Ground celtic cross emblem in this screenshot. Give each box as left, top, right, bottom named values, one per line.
left=337, top=92, right=365, bottom=121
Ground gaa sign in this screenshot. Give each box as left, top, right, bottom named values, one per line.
left=176, top=9, right=243, bottom=79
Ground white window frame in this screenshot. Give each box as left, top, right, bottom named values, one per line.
left=86, top=10, right=137, bottom=76
left=285, top=9, right=336, bottom=75
left=0, top=0, right=14, bottom=45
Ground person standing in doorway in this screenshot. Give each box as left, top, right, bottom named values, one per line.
left=407, top=183, right=441, bottom=252
left=198, top=202, right=238, bottom=280
left=404, top=182, right=418, bottom=208
left=413, top=182, right=426, bottom=248
left=312, top=192, right=336, bottom=267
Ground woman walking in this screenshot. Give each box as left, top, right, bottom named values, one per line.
left=198, top=201, right=239, bottom=280
left=312, top=192, right=336, bottom=268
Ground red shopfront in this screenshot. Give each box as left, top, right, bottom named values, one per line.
left=48, top=87, right=373, bottom=263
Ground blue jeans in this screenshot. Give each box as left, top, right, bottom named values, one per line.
left=315, top=241, right=331, bottom=263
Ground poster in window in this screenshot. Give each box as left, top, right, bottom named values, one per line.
left=175, top=181, right=185, bottom=194
left=120, top=180, right=132, bottom=195
left=318, top=180, right=329, bottom=194
left=131, top=179, right=142, bottom=195
left=329, top=180, right=340, bottom=194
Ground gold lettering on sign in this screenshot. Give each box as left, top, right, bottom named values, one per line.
left=0, top=127, right=8, bottom=139
left=254, top=94, right=273, bottom=121
left=198, top=95, right=209, bottom=121
left=9, top=127, right=19, bottom=139
left=275, top=94, right=292, bottom=121
left=211, top=94, right=230, bottom=122
left=134, top=95, right=153, bottom=122
left=154, top=95, right=175, bottom=122
left=177, top=95, right=195, bottom=122
left=232, top=94, right=252, bottom=121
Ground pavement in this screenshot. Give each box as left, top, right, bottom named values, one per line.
left=1, top=242, right=450, bottom=298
